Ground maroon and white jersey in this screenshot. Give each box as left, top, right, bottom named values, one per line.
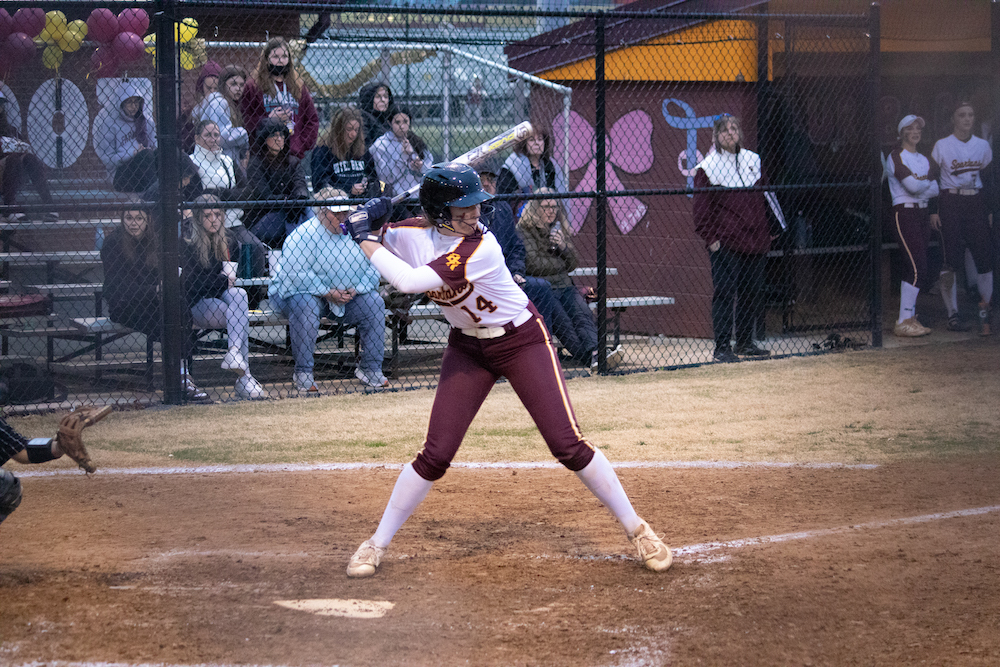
left=378, top=220, right=530, bottom=330
left=931, top=134, right=992, bottom=191
left=886, top=147, right=940, bottom=206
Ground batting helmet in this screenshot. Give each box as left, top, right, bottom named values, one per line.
left=420, top=162, right=492, bottom=232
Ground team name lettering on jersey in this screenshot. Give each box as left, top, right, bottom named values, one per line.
left=951, top=159, right=983, bottom=176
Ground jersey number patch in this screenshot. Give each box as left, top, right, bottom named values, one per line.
left=459, top=296, right=498, bottom=323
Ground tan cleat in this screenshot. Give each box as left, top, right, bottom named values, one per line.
left=893, top=317, right=931, bottom=337
left=628, top=519, right=673, bottom=572
left=347, top=539, right=386, bottom=578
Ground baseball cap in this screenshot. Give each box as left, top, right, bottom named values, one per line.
left=321, top=196, right=353, bottom=213
left=897, top=114, right=925, bottom=136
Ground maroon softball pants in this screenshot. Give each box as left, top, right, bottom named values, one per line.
left=412, top=307, right=597, bottom=481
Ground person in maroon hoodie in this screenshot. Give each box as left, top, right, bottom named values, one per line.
left=693, top=114, right=784, bottom=363
left=240, top=37, right=319, bottom=160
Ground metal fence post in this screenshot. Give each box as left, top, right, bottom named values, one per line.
left=868, top=3, right=882, bottom=347
left=594, top=11, right=608, bottom=371
left=156, top=0, right=183, bottom=403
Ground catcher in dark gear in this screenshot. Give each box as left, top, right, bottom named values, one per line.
left=0, top=407, right=110, bottom=525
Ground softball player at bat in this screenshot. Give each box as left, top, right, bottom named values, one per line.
left=340, top=162, right=672, bottom=578
left=885, top=114, right=939, bottom=337
left=930, top=101, right=994, bottom=335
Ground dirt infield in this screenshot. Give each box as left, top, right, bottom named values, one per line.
left=3, top=456, right=999, bottom=666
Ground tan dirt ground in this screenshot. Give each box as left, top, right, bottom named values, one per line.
left=2, top=455, right=999, bottom=666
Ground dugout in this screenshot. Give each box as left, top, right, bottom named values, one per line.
left=506, top=0, right=1000, bottom=341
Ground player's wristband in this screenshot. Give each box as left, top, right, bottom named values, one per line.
left=28, top=438, right=53, bottom=447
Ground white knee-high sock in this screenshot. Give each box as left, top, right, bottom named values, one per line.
left=371, top=462, right=434, bottom=549
left=574, top=448, right=642, bottom=534
left=977, top=272, right=993, bottom=306
left=940, top=270, right=959, bottom=316
left=899, top=281, right=919, bottom=324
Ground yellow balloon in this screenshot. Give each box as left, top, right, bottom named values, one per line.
left=144, top=34, right=156, bottom=55
left=57, top=28, right=85, bottom=53
left=176, top=18, right=198, bottom=43
left=38, top=27, right=58, bottom=45
left=180, top=50, right=195, bottom=70
left=45, top=10, right=67, bottom=30
left=42, top=44, right=63, bottom=70
left=68, top=19, right=88, bottom=38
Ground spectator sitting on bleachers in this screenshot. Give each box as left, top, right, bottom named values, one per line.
left=244, top=118, right=310, bottom=249
left=370, top=106, right=432, bottom=220
left=190, top=119, right=267, bottom=304
left=94, top=79, right=158, bottom=193
left=100, top=203, right=206, bottom=401
left=183, top=194, right=266, bottom=400
left=312, top=106, right=380, bottom=197
left=267, top=187, right=388, bottom=394
left=0, top=91, right=56, bottom=221
left=182, top=60, right=222, bottom=153
left=519, top=189, right=620, bottom=370
left=498, top=127, right=568, bottom=219
left=193, top=65, right=250, bottom=166
left=476, top=160, right=567, bottom=364
left=240, top=37, right=319, bottom=160
left=357, top=81, right=394, bottom=150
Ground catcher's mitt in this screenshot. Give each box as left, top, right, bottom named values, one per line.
left=56, top=405, right=112, bottom=474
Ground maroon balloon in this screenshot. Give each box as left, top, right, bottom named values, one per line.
left=111, top=31, right=145, bottom=63
left=91, top=45, right=119, bottom=78
left=12, top=8, right=44, bottom=38
left=0, top=9, right=13, bottom=41
left=5, top=32, right=35, bottom=65
left=87, top=8, right=119, bottom=44
left=117, top=8, right=149, bottom=36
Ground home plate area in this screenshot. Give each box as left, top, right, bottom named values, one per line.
left=3, top=457, right=1000, bottom=666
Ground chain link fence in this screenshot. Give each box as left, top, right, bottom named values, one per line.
left=0, top=2, right=892, bottom=410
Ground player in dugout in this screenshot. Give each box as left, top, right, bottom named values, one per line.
left=340, top=162, right=672, bottom=578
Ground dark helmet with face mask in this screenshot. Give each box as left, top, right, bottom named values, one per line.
left=419, top=162, right=492, bottom=232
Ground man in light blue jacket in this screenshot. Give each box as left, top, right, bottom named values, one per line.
left=268, top=187, right=387, bottom=393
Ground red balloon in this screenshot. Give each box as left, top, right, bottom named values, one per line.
left=91, top=45, right=119, bottom=78
left=0, top=10, right=13, bottom=41
left=117, top=8, right=149, bottom=36
left=4, top=32, right=35, bottom=65
left=87, top=8, right=119, bottom=44
left=111, top=31, right=145, bottom=63
left=12, top=8, right=44, bottom=38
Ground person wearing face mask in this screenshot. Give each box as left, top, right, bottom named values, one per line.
left=370, top=106, right=432, bottom=220
left=189, top=120, right=268, bottom=305
left=192, top=65, right=250, bottom=166
left=312, top=106, right=380, bottom=197
left=497, top=128, right=567, bottom=218
left=357, top=81, right=394, bottom=149
left=693, top=114, right=784, bottom=363
left=931, top=101, right=994, bottom=336
left=93, top=80, right=158, bottom=193
left=240, top=37, right=319, bottom=160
